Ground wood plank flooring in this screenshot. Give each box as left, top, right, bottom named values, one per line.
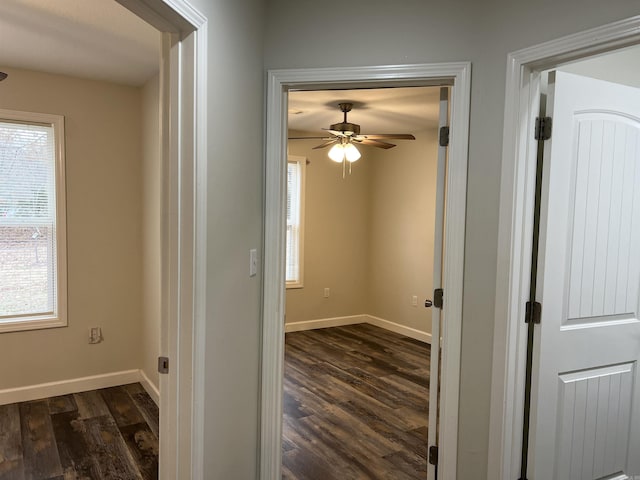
left=0, top=383, right=158, bottom=480
left=282, top=323, right=430, bottom=480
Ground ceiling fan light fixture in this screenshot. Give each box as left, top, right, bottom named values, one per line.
left=289, top=101, right=415, bottom=175
left=344, top=143, right=361, bottom=162
left=328, top=143, right=346, bottom=162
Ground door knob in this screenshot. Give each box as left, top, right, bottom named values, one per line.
left=425, top=299, right=433, bottom=308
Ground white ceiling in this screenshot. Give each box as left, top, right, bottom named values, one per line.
left=0, top=0, right=160, bottom=86
left=288, top=86, right=442, bottom=136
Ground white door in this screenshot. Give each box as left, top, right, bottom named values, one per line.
left=427, top=86, right=449, bottom=480
left=530, top=71, right=640, bottom=479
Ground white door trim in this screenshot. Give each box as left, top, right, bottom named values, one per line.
left=116, top=1, right=207, bottom=479
left=489, top=15, right=640, bottom=480
left=261, top=62, right=471, bottom=480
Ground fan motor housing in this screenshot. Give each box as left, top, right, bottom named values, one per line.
left=330, top=122, right=360, bottom=136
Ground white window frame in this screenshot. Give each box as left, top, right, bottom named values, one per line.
left=0, top=109, right=67, bottom=333
left=286, top=155, right=305, bottom=289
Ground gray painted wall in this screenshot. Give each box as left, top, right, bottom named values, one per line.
left=262, top=2, right=640, bottom=478
left=560, top=44, right=640, bottom=88
left=188, top=0, right=265, bottom=478
left=187, top=1, right=640, bottom=478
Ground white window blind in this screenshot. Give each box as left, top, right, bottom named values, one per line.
left=0, top=112, right=65, bottom=329
left=286, top=157, right=305, bottom=286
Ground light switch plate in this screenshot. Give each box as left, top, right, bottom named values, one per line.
left=249, top=249, right=257, bottom=277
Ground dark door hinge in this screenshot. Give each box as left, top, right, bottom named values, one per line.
left=434, top=288, right=444, bottom=309
left=534, top=116, right=552, bottom=141
left=525, top=301, right=541, bottom=324
left=428, top=445, right=438, bottom=465
left=158, top=356, right=169, bottom=374
left=439, top=126, right=450, bottom=147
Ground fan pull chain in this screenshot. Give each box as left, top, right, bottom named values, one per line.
left=342, top=159, right=346, bottom=179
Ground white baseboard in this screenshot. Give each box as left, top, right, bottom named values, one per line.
left=285, top=314, right=367, bottom=333
left=139, top=369, right=160, bottom=406
left=284, top=313, right=431, bottom=344
left=0, top=369, right=152, bottom=406
left=364, top=315, right=432, bottom=344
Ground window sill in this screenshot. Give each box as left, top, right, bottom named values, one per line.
left=0, top=315, right=67, bottom=334
left=286, top=282, right=304, bottom=290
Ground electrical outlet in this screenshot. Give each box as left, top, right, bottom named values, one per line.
left=323, top=288, right=330, bottom=298
left=89, top=327, right=103, bottom=344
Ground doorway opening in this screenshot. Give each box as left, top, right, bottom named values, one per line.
left=491, top=16, right=640, bottom=480
left=282, top=85, right=444, bottom=479
left=261, top=63, right=471, bottom=480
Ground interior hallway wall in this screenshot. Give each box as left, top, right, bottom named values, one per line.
left=559, top=45, right=640, bottom=87
left=263, top=1, right=640, bottom=477
left=141, top=73, right=161, bottom=391
left=285, top=136, right=371, bottom=324
left=0, top=67, right=143, bottom=390
left=187, top=0, right=266, bottom=477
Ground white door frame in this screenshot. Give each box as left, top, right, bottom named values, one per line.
left=261, top=62, right=471, bottom=480
left=116, top=1, right=207, bottom=479
left=489, top=15, right=640, bottom=480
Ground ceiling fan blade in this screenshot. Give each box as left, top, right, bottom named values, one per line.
left=323, top=129, right=348, bottom=137
left=312, top=139, right=338, bottom=149
left=358, top=133, right=416, bottom=140
left=353, top=138, right=396, bottom=149
left=288, top=136, right=332, bottom=140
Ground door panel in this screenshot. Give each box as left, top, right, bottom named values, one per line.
left=556, top=363, right=635, bottom=479
left=566, top=115, right=640, bottom=325
left=530, top=71, right=640, bottom=480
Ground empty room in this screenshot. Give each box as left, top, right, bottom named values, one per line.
left=0, top=1, right=163, bottom=478
left=282, top=86, right=445, bottom=479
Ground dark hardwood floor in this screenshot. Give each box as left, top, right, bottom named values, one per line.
left=283, top=323, right=430, bottom=480
left=0, top=383, right=158, bottom=480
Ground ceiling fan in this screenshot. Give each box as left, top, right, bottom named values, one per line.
left=288, top=102, right=416, bottom=151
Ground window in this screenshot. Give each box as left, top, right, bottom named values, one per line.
left=0, top=109, right=67, bottom=332
left=286, top=156, right=305, bottom=288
